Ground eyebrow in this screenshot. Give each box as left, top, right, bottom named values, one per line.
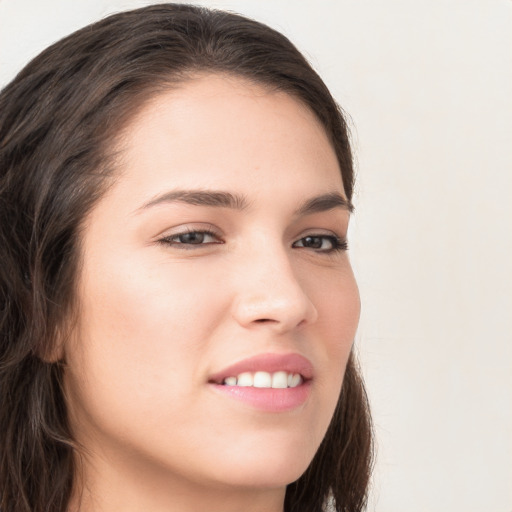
left=295, top=192, right=354, bottom=215
left=137, top=189, right=353, bottom=214
left=138, top=190, right=249, bottom=212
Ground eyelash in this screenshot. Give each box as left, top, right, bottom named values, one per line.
left=157, top=228, right=221, bottom=250
left=293, top=235, right=348, bottom=253
left=157, top=229, right=348, bottom=254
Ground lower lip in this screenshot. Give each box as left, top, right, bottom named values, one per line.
left=209, top=381, right=312, bottom=412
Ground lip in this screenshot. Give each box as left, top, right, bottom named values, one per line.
left=207, top=353, right=314, bottom=413
left=208, top=352, right=314, bottom=384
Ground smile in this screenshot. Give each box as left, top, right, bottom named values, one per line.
left=208, top=353, right=313, bottom=412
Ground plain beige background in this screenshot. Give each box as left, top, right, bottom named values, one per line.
left=1, top=1, right=511, bottom=511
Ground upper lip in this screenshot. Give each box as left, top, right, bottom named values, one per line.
left=208, top=353, right=314, bottom=384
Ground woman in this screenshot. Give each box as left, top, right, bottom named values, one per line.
left=0, top=4, right=372, bottom=512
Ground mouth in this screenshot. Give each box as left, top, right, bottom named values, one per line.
left=213, top=370, right=305, bottom=389
left=207, top=353, right=313, bottom=412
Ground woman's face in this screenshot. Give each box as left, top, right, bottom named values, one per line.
left=64, top=74, right=360, bottom=494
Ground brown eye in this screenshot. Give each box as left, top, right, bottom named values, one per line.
left=293, top=235, right=348, bottom=253
left=158, top=230, right=221, bottom=248
left=177, top=232, right=208, bottom=244
left=301, top=236, right=326, bottom=249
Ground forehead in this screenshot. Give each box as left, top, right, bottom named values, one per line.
left=110, top=73, right=344, bottom=200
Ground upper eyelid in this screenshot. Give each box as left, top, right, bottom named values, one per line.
left=156, top=223, right=221, bottom=238
left=294, top=227, right=347, bottom=244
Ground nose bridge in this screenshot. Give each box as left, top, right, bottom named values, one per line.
left=231, top=230, right=318, bottom=331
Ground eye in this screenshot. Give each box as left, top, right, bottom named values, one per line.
left=158, top=229, right=222, bottom=248
left=293, top=234, right=348, bottom=253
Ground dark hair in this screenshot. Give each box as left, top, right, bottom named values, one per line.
left=0, top=4, right=373, bottom=511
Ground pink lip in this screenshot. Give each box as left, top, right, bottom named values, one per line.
left=208, top=353, right=313, bottom=413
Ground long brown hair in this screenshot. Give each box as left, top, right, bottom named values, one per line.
left=0, top=4, right=373, bottom=511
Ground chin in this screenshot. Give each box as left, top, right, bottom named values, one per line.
left=204, top=438, right=317, bottom=489
left=214, top=463, right=309, bottom=490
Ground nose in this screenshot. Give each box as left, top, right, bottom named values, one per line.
left=231, top=240, right=318, bottom=333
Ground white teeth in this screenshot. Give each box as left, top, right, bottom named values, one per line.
left=271, top=371, right=288, bottom=389
left=289, top=373, right=302, bottom=388
left=222, top=371, right=304, bottom=388
left=236, top=372, right=253, bottom=387
left=253, top=371, right=272, bottom=388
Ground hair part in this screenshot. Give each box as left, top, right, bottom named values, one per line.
left=0, top=4, right=372, bottom=511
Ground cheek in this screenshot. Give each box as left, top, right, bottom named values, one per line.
left=78, top=251, right=223, bottom=352
left=64, top=254, right=224, bottom=428
left=300, top=263, right=360, bottom=427
left=310, top=262, right=360, bottom=350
